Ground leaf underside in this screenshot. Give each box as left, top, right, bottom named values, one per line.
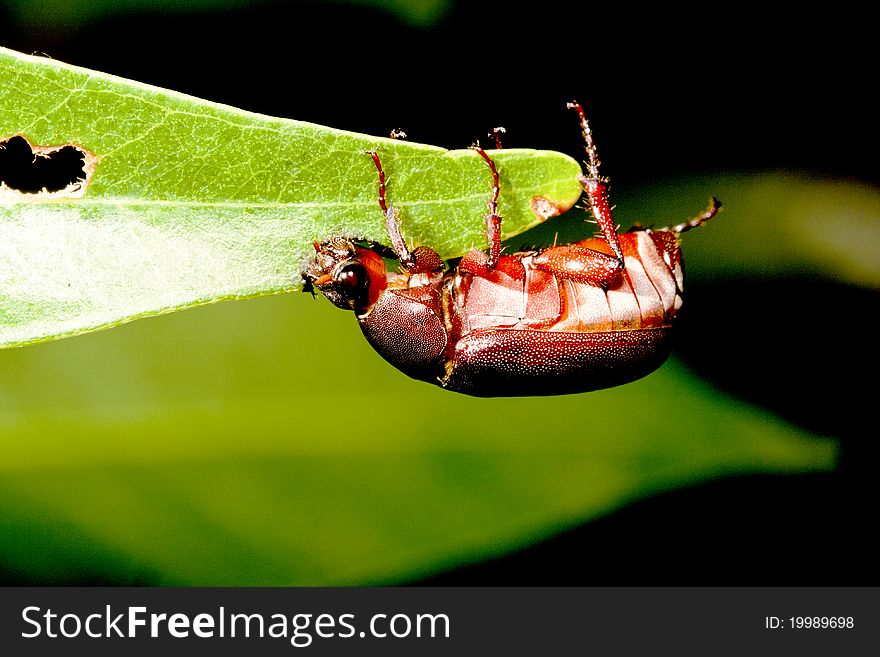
left=0, top=46, right=583, bottom=348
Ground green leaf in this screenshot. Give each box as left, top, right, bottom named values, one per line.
left=0, top=46, right=582, bottom=348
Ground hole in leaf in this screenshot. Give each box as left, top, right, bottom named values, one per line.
left=0, top=135, right=93, bottom=196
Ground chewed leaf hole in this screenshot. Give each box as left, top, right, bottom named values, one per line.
left=0, top=135, right=95, bottom=198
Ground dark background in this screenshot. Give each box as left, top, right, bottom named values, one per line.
left=1, top=0, right=876, bottom=585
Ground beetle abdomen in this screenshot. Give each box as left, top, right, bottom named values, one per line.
left=441, top=229, right=684, bottom=396
left=454, top=230, right=682, bottom=336
left=442, top=327, right=673, bottom=397
left=552, top=230, right=682, bottom=332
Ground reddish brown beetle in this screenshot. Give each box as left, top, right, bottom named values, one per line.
left=302, top=103, right=720, bottom=396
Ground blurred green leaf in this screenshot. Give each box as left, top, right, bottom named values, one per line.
left=0, top=291, right=835, bottom=585
left=0, top=46, right=581, bottom=348
left=626, top=173, right=880, bottom=289
left=7, top=0, right=451, bottom=29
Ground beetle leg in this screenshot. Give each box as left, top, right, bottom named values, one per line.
left=364, top=148, right=415, bottom=271
left=532, top=244, right=623, bottom=289
left=673, top=197, right=722, bottom=233
left=363, top=149, right=444, bottom=275
left=489, top=127, right=506, bottom=150
left=469, top=142, right=503, bottom=269
left=567, top=101, right=625, bottom=269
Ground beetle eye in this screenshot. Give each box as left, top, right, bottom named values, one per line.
left=336, top=262, right=368, bottom=290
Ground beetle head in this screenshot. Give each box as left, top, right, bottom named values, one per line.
left=302, top=237, right=387, bottom=312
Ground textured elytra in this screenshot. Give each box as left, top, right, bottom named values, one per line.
left=444, top=327, right=673, bottom=396
left=359, top=287, right=447, bottom=380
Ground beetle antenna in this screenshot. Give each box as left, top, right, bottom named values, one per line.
left=567, top=101, right=601, bottom=182
left=363, top=148, right=415, bottom=270
left=469, top=140, right=503, bottom=268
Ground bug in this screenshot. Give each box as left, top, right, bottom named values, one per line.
left=302, top=102, right=720, bottom=396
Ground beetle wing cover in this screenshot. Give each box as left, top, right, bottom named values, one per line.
left=443, top=327, right=673, bottom=397
left=358, top=287, right=447, bottom=381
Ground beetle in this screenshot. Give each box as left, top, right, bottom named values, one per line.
left=302, top=102, right=720, bottom=396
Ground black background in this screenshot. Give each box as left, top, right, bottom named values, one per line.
left=1, top=1, right=876, bottom=586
